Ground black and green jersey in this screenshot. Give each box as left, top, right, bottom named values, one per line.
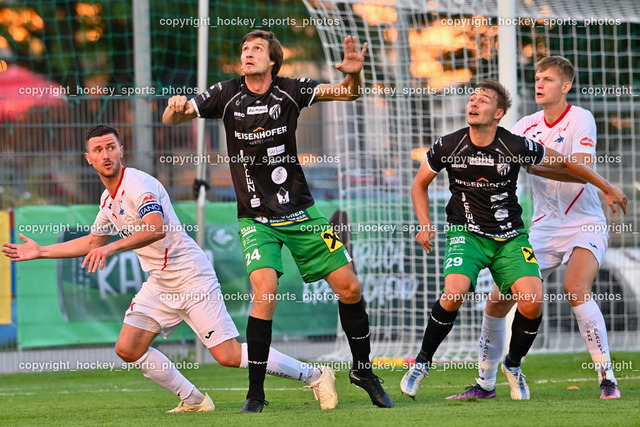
left=193, top=76, right=320, bottom=218
left=426, top=126, right=546, bottom=239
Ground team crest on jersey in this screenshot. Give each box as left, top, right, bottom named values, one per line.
left=580, top=137, right=594, bottom=147
left=269, top=104, right=281, bottom=120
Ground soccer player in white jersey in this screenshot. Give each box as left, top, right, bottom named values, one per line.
left=2, top=125, right=337, bottom=412
left=448, top=56, right=623, bottom=400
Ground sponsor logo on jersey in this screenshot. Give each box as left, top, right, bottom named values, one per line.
left=520, top=246, right=538, bottom=264
left=490, top=192, right=508, bottom=202
left=469, top=155, right=494, bottom=166
left=247, top=105, right=268, bottom=115
left=494, top=209, right=509, bottom=221
left=449, top=236, right=465, bottom=244
left=250, top=196, right=261, bottom=208
left=451, top=163, right=468, bottom=168
left=579, top=136, right=594, bottom=147
left=267, top=144, right=286, bottom=156
left=234, top=111, right=245, bottom=118
left=234, top=126, right=288, bottom=141
left=271, top=166, right=288, bottom=184
left=269, top=104, right=281, bottom=120
left=321, top=227, right=343, bottom=252
left=139, top=203, right=162, bottom=218
left=140, top=193, right=157, bottom=205
left=277, top=187, right=289, bottom=204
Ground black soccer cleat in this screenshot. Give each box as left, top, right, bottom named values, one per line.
left=349, top=368, right=394, bottom=408
left=239, top=398, right=269, bottom=413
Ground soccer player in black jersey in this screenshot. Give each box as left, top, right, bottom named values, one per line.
left=400, top=79, right=626, bottom=400
left=163, top=30, right=393, bottom=412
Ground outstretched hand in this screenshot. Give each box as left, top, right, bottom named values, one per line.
left=335, top=36, right=368, bottom=75
left=2, top=233, right=41, bottom=262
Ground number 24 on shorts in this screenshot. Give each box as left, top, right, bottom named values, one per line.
left=445, top=257, right=463, bottom=269
left=245, top=248, right=261, bottom=266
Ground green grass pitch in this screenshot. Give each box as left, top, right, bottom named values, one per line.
left=0, top=352, right=638, bottom=426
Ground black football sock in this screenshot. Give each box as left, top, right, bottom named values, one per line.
left=415, top=299, right=458, bottom=368
left=505, top=309, right=542, bottom=368
left=246, top=316, right=272, bottom=401
left=338, top=298, right=373, bottom=376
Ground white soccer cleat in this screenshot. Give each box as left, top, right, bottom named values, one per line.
left=501, top=362, right=530, bottom=400
left=305, top=366, right=338, bottom=409
left=167, top=393, right=215, bottom=412
left=400, top=363, right=429, bottom=399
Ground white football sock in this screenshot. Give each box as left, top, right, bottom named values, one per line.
left=132, top=347, right=204, bottom=405
left=240, top=343, right=321, bottom=384
left=477, top=313, right=507, bottom=391
left=572, top=299, right=617, bottom=384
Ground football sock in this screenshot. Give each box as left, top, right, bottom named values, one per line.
left=415, top=299, right=458, bottom=367
left=505, top=309, right=542, bottom=368
left=240, top=342, right=321, bottom=384
left=477, top=313, right=507, bottom=391
left=246, top=316, right=272, bottom=401
left=133, top=347, right=204, bottom=405
left=338, top=298, right=373, bottom=376
left=572, top=299, right=617, bottom=384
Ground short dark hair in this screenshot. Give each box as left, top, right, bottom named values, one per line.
left=475, top=78, right=512, bottom=114
left=536, top=56, right=575, bottom=83
left=86, top=125, right=120, bottom=150
left=240, top=30, right=283, bottom=77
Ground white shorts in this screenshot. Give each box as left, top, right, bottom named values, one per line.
left=528, top=227, right=608, bottom=279
left=123, top=281, right=239, bottom=348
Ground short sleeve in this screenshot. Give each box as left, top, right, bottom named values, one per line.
left=515, top=136, right=546, bottom=165
left=279, top=77, right=320, bottom=110
left=91, top=209, right=117, bottom=236
left=191, top=80, right=232, bottom=119
left=570, top=110, right=597, bottom=156
left=425, top=137, right=446, bottom=173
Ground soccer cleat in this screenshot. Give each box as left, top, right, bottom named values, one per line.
left=445, top=383, right=496, bottom=400
left=239, top=398, right=269, bottom=413
left=304, top=366, right=338, bottom=409
left=167, top=393, right=215, bottom=412
left=400, top=363, right=429, bottom=399
left=501, top=362, right=530, bottom=400
left=349, top=369, right=394, bottom=408
left=600, top=380, right=621, bottom=399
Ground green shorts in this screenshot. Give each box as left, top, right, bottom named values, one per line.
left=238, top=204, right=352, bottom=283
left=443, top=228, right=540, bottom=294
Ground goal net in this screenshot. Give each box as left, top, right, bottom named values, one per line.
left=303, top=0, right=640, bottom=361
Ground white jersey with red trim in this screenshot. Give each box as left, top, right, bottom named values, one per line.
left=512, top=104, right=606, bottom=231
left=91, top=167, right=217, bottom=291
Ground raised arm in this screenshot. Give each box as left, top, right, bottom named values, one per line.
left=314, top=36, right=368, bottom=102
left=162, top=95, right=198, bottom=126
left=2, top=232, right=110, bottom=261
left=540, top=147, right=627, bottom=215
left=411, top=161, right=438, bottom=253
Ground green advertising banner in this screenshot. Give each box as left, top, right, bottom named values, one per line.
left=15, top=201, right=342, bottom=348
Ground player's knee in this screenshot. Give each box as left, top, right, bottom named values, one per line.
left=517, top=299, right=542, bottom=319
left=485, top=298, right=513, bottom=317
left=215, top=352, right=240, bottom=368
left=335, top=279, right=361, bottom=303
left=115, top=343, right=144, bottom=363
left=440, top=294, right=464, bottom=311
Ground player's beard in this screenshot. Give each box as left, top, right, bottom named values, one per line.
left=98, top=161, right=121, bottom=179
